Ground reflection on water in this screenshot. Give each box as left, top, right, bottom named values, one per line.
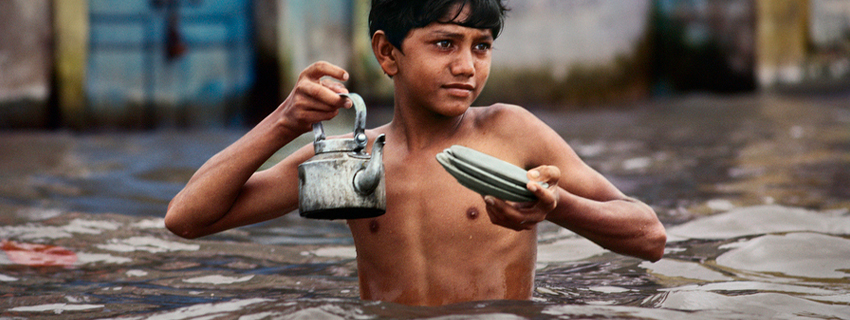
left=1, top=95, right=849, bottom=319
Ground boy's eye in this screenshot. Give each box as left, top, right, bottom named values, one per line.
left=474, top=43, right=492, bottom=51
left=436, top=40, right=452, bottom=49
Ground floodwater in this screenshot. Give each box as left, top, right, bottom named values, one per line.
left=1, top=94, right=849, bottom=319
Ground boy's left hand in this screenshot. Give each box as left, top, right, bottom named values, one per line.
left=483, top=165, right=560, bottom=231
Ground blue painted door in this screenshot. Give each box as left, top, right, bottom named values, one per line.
left=87, top=0, right=254, bottom=128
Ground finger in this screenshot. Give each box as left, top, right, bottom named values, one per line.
left=521, top=184, right=557, bottom=220
left=485, top=196, right=534, bottom=231
left=283, top=103, right=340, bottom=129
left=484, top=196, right=512, bottom=229
left=320, top=79, right=352, bottom=108
left=527, top=165, right=559, bottom=202
left=303, top=61, right=349, bottom=82
left=296, top=80, right=350, bottom=110
left=491, top=196, right=542, bottom=225
left=283, top=92, right=342, bottom=124
left=528, top=165, right=560, bottom=185
left=526, top=181, right=554, bottom=203
left=320, top=78, right=350, bottom=94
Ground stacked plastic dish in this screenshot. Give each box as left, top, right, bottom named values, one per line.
left=436, top=145, right=548, bottom=202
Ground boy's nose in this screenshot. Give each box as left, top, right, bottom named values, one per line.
left=450, top=50, right=475, bottom=77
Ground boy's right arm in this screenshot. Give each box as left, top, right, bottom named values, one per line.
left=165, top=61, right=351, bottom=239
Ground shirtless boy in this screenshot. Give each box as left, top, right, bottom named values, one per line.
left=165, top=0, right=666, bottom=306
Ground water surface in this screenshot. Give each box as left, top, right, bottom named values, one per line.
left=1, top=94, right=849, bottom=319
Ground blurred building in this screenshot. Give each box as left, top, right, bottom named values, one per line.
left=0, top=0, right=848, bottom=129
left=0, top=1, right=54, bottom=128
left=785, top=0, right=850, bottom=92
left=653, top=0, right=757, bottom=94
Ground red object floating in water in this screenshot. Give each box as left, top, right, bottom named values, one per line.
left=1, top=240, right=78, bottom=267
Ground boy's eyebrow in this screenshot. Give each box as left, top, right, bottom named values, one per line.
left=430, top=28, right=494, bottom=41
left=431, top=31, right=465, bottom=40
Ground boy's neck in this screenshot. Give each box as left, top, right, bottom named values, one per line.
left=388, top=99, right=468, bottom=152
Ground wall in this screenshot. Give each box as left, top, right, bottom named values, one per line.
left=755, top=0, right=810, bottom=88
left=481, top=0, right=654, bottom=107
left=3, top=0, right=848, bottom=129
left=652, top=0, right=756, bottom=94
left=338, top=0, right=657, bottom=107
left=798, top=0, right=850, bottom=90
left=84, top=0, right=254, bottom=128
left=53, top=0, right=88, bottom=129
left=0, top=0, right=54, bottom=128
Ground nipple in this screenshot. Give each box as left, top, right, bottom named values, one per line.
left=369, top=219, right=380, bottom=233
left=466, top=207, right=479, bottom=220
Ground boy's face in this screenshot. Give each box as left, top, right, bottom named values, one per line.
left=392, top=7, right=493, bottom=116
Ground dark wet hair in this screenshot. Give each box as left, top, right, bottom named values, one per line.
left=369, top=0, right=508, bottom=50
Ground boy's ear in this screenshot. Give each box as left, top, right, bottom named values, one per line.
left=371, top=31, right=399, bottom=77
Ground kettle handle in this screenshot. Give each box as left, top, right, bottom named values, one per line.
left=312, top=93, right=368, bottom=150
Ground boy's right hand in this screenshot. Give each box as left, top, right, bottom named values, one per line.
left=277, top=61, right=352, bottom=134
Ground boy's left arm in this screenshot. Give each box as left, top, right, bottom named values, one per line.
left=483, top=106, right=666, bottom=262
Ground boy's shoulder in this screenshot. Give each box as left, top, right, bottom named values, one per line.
left=468, top=103, right=567, bottom=167
left=470, top=103, right=545, bottom=136
left=471, top=103, right=534, bottom=124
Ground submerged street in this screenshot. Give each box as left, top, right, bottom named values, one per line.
left=1, top=93, right=849, bottom=319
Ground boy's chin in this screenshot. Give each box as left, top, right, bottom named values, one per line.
left=441, top=95, right=478, bottom=111
left=418, top=94, right=476, bottom=117
left=435, top=103, right=472, bottom=117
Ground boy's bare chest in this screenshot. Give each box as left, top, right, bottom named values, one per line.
left=350, top=151, right=514, bottom=246
left=386, top=154, right=479, bottom=223
left=345, top=136, right=538, bottom=303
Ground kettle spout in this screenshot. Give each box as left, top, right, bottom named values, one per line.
left=354, top=134, right=385, bottom=195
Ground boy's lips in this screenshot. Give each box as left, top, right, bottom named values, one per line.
left=443, top=83, right=475, bottom=97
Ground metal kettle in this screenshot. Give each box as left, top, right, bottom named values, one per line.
left=297, top=93, right=386, bottom=220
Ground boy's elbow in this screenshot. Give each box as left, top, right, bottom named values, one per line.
left=164, top=203, right=204, bottom=240
left=164, top=214, right=193, bottom=239
left=635, top=202, right=666, bottom=262
left=164, top=218, right=199, bottom=239
left=640, top=226, right=667, bottom=262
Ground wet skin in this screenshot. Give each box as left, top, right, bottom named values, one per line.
left=345, top=19, right=663, bottom=304
left=347, top=20, right=538, bottom=304
left=165, top=10, right=666, bottom=306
